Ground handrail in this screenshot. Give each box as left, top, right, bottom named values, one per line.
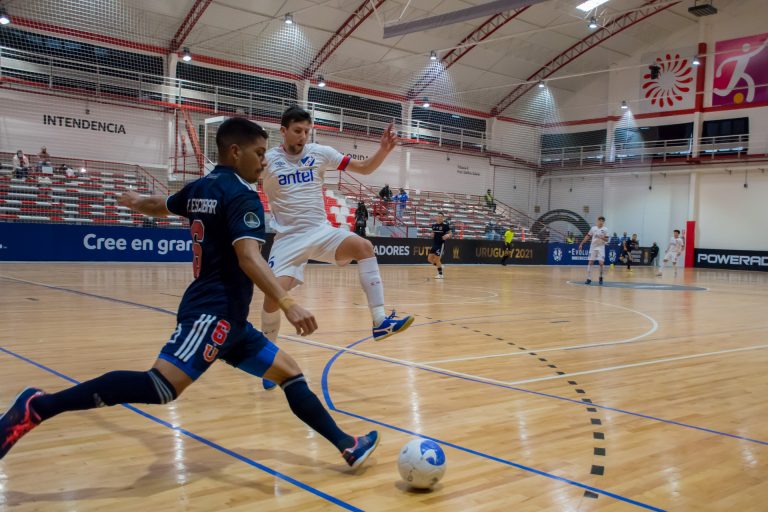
left=0, top=45, right=486, bottom=150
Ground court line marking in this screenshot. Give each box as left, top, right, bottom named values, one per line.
left=505, top=344, right=768, bottom=385
left=420, top=301, right=659, bottom=364
left=320, top=336, right=666, bottom=512
left=5, top=274, right=768, bottom=447
left=0, top=346, right=361, bottom=512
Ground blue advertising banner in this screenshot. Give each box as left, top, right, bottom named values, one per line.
left=548, top=243, right=621, bottom=265
left=548, top=243, right=655, bottom=266
left=0, top=223, right=194, bottom=262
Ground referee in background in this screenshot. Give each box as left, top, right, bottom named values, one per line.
left=501, top=226, right=514, bottom=266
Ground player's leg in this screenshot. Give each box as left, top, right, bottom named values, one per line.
left=434, top=251, right=444, bottom=278
left=658, top=254, right=668, bottom=276
left=501, top=244, right=509, bottom=266
left=0, top=318, right=215, bottom=460
left=224, top=328, right=379, bottom=468
left=260, top=275, right=299, bottom=391
left=332, top=230, right=413, bottom=341
left=598, top=259, right=605, bottom=284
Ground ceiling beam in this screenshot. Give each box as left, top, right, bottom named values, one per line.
left=490, top=0, right=680, bottom=116
left=169, top=0, right=214, bottom=53
left=406, top=7, right=530, bottom=100
left=383, top=0, right=547, bottom=38
left=304, top=0, right=387, bottom=80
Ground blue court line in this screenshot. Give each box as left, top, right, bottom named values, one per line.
left=320, top=337, right=666, bottom=512
left=0, top=345, right=362, bottom=512
left=6, top=275, right=768, bottom=447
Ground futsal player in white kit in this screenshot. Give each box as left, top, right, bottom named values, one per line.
left=578, top=216, right=610, bottom=285
left=657, top=229, right=685, bottom=277
left=259, top=107, right=414, bottom=388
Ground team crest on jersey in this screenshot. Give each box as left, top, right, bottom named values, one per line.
left=243, top=212, right=261, bottom=228
left=300, top=155, right=316, bottom=169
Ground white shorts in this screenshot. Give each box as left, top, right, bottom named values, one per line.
left=589, top=245, right=605, bottom=262
left=664, top=251, right=681, bottom=263
left=268, top=224, right=356, bottom=284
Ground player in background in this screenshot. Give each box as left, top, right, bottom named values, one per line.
left=0, top=118, right=379, bottom=469
left=500, top=226, right=514, bottom=266
left=579, top=216, right=610, bottom=285
left=658, top=229, right=685, bottom=277
left=259, top=107, right=414, bottom=389
left=427, top=212, right=452, bottom=279
left=623, top=233, right=639, bottom=272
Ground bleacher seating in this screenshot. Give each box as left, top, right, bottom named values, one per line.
left=0, top=153, right=184, bottom=228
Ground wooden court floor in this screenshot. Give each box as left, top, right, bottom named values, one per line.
left=1, top=262, right=767, bottom=511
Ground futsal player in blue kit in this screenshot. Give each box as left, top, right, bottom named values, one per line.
left=0, top=118, right=379, bottom=469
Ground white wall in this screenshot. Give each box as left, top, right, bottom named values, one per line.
left=697, top=170, right=768, bottom=250
left=314, top=133, right=494, bottom=196
left=0, top=89, right=171, bottom=168
left=604, top=173, right=690, bottom=246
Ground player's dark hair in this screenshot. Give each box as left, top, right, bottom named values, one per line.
left=437, top=211, right=444, bottom=216
left=281, top=106, right=312, bottom=127
left=674, top=229, right=680, bottom=234
left=598, top=216, right=605, bottom=221
left=216, top=117, right=268, bottom=155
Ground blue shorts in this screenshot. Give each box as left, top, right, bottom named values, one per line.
left=159, top=313, right=279, bottom=380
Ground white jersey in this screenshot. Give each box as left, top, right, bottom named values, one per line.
left=588, top=226, right=610, bottom=249
left=263, top=143, right=351, bottom=233
left=668, top=236, right=684, bottom=254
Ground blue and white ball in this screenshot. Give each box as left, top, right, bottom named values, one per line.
left=397, top=438, right=447, bottom=489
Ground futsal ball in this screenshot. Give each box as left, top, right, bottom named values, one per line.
left=397, top=438, right=447, bottom=489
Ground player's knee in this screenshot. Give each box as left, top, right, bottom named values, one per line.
left=356, top=237, right=375, bottom=259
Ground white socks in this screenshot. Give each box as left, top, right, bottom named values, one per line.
left=358, top=256, right=387, bottom=325
left=586, top=264, right=593, bottom=279
left=261, top=308, right=281, bottom=342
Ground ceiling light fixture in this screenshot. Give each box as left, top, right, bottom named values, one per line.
left=181, top=47, right=192, bottom=62
left=284, top=13, right=294, bottom=24
left=576, top=0, right=610, bottom=12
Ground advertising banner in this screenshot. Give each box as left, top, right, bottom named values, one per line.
left=547, top=243, right=655, bottom=266
left=712, top=32, right=768, bottom=107
left=0, top=223, right=547, bottom=265
left=694, top=248, right=768, bottom=271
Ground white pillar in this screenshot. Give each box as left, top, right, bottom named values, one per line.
left=298, top=79, right=310, bottom=108
left=606, top=119, right=616, bottom=163
left=404, top=100, right=414, bottom=139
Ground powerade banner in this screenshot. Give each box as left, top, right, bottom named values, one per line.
left=694, top=248, right=768, bottom=271
left=547, top=243, right=655, bottom=266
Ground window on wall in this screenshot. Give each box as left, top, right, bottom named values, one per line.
left=541, top=130, right=607, bottom=149
left=411, top=107, right=486, bottom=133
left=0, top=27, right=163, bottom=75
left=701, top=117, right=749, bottom=155
left=702, top=117, right=749, bottom=138
left=614, top=122, right=693, bottom=144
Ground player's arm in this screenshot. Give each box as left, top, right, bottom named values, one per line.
left=442, top=226, right=452, bottom=240
left=346, top=123, right=398, bottom=175
left=234, top=239, right=317, bottom=336
left=578, top=232, right=592, bottom=250
left=118, top=190, right=172, bottom=217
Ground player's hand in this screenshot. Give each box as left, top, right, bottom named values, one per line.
left=284, top=304, right=318, bottom=336
left=118, top=189, right=142, bottom=210
left=578, top=244, right=583, bottom=251
left=380, top=123, right=398, bottom=153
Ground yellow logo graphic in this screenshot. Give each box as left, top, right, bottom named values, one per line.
left=452, top=247, right=460, bottom=259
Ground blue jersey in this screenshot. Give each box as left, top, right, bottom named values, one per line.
left=166, top=166, right=265, bottom=323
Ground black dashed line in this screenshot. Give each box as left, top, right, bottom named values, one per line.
left=586, top=407, right=597, bottom=413
left=496, top=337, right=503, bottom=341
left=568, top=381, right=578, bottom=385
left=575, top=389, right=586, bottom=394
left=547, top=364, right=557, bottom=368
left=591, top=465, right=605, bottom=476
left=593, top=432, right=605, bottom=440
left=556, top=371, right=565, bottom=375
left=485, top=333, right=492, bottom=337
left=507, top=342, right=516, bottom=346
left=591, top=418, right=602, bottom=425
left=594, top=448, right=606, bottom=456
left=584, top=491, right=599, bottom=499
left=539, top=358, right=547, bottom=362
left=582, top=398, right=593, bottom=403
